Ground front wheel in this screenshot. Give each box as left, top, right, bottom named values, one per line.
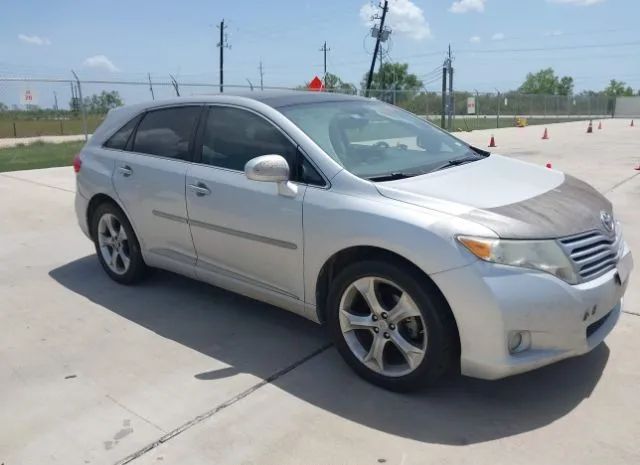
left=327, top=260, right=458, bottom=391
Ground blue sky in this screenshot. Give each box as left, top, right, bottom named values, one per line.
left=1, top=0, right=639, bottom=101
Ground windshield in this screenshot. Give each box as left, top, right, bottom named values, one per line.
left=279, top=99, right=483, bottom=180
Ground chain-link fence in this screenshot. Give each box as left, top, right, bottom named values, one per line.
left=0, top=76, right=618, bottom=139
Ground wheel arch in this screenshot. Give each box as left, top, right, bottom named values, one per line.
left=86, top=193, right=141, bottom=246
left=314, top=246, right=460, bottom=346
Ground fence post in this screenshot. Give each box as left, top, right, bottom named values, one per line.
left=71, top=70, right=88, bottom=142
left=13, top=121, right=17, bottom=138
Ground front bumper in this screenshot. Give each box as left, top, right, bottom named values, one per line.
left=432, top=244, right=633, bottom=380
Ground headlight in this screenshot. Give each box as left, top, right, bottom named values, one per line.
left=457, top=236, right=579, bottom=284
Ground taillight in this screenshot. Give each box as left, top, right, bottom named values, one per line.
left=73, top=153, right=82, bottom=173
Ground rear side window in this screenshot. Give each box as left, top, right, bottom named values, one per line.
left=133, top=106, right=201, bottom=160
left=104, top=115, right=141, bottom=150
left=200, top=106, right=297, bottom=170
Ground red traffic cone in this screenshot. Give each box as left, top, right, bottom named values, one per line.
left=632, top=120, right=635, bottom=127
left=542, top=128, right=549, bottom=140
left=586, top=120, right=593, bottom=133
left=546, top=162, right=552, bottom=169
left=488, top=135, right=497, bottom=148
left=635, top=163, right=640, bottom=171
left=598, top=121, right=602, bottom=130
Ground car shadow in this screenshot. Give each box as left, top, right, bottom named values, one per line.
left=50, top=256, right=609, bottom=446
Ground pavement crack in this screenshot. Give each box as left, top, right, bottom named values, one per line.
left=604, top=172, right=640, bottom=195
left=113, top=342, right=333, bottom=465
left=622, top=310, right=640, bottom=317
left=0, top=172, right=75, bottom=193
left=105, top=394, right=166, bottom=433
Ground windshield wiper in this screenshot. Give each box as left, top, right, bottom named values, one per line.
left=431, top=156, right=481, bottom=172
left=367, top=172, right=420, bottom=182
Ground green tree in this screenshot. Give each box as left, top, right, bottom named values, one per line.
left=604, top=79, right=634, bottom=97
left=323, top=73, right=357, bottom=94
left=557, top=76, right=574, bottom=96
left=0, top=102, right=8, bottom=112
left=362, top=62, right=423, bottom=92
left=519, top=68, right=573, bottom=95
left=71, top=90, right=124, bottom=114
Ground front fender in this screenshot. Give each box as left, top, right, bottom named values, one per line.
left=302, top=184, right=492, bottom=305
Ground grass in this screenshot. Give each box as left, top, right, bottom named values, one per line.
left=0, top=140, right=84, bottom=172
left=0, top=116, right=104, bottom=138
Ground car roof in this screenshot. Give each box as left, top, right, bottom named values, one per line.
left=121, top=90, right=365, bottom=113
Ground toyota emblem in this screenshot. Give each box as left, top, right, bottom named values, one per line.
left=600, top=211, right=615, bottom=233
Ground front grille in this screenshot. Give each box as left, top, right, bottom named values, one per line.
left=586, top=310, right=613, bottom=338
left=558, top=228, right=621, bottom=282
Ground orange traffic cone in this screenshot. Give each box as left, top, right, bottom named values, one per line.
left=586, top=120, right=593, bottom=133
left=488, top=135, right=497, bottom=148
left=598, top=121, right=602, bottom=130
left=546, top=162, right=552, bottom=169
left=542, top=128, right=549, bottom=140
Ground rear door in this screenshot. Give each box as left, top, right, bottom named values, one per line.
left=110, top=105, right=201, bottom=273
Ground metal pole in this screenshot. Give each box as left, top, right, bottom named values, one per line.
left=495, top=89, right=500, bottom=128
left=219, top=19, right=224, bottom=93
left=441, top=65, right=447, bottom=129
left=71, top=70, right=88, bottom=142
left=365, top=0, right=389, bottom=96
left=448, top=65, right=454, bottom=130
left=148, top=73, right=155, bottom=100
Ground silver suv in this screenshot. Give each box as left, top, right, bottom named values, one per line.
left=74, top=92, right=633, bottom=391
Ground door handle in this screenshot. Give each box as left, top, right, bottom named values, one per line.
left=118, top=165, right=133, bottom=177
left=188, top=182, right=211, bottom=197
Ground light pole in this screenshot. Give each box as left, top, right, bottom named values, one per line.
left=495, top=88, right=501, bottom=129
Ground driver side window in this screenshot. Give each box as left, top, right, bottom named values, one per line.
left=200, top=106, right=297, bottom=171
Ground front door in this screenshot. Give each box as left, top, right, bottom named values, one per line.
left=185, top=105, right=306, bottom=299
left=111, top=105, right=201, bottom=272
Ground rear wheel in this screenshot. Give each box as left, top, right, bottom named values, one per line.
left=327, top=260, right=457, bottom=391
left=91, top=202, right=148, bottom=284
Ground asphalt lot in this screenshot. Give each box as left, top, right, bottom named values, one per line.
left=1, top=119, right=639, bottom=465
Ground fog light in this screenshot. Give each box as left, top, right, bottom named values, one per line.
left=508, top=331, right=531, bottom=354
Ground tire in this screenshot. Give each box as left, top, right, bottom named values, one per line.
left=91, top=202, right=148, bottom=285
left=327, top=259, right=458, bottom=392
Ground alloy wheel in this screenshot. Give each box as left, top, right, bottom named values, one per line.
left=97, top=213, right=131, bottom=275
left=338, top=276, right=427, bottom=377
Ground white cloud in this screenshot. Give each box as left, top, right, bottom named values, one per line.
left=360, top=0, right=431, bottom=41
left=491, top=32, right=505, bottom=41
left=83, top=55, right=120, bottom=72
left=544, top=30, right=563, bottom=36
left=449, top=0, right=486, bottom=13
left=548, top=0, right=605, bottom=5
left=469, top=35, right=481, bottom=43
left=18, top=34, right=51, bottom=46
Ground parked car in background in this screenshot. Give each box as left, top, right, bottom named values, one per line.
left=74, top=91, right=633, bottom=391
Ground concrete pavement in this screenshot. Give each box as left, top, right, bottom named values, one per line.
left=0, top=119, right=639, bottom=464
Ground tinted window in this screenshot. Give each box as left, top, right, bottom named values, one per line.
left=133, top=106, right=200, bottom=159
left=104, top=115, right=141, bottom=150
left=299, top=156, right=325, bottom=186
left=200, top=106, right=297, bottom=171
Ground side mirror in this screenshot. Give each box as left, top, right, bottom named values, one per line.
left=244, top=155, right=298, bottom=197
left=245, top=155, right=289, bottom=182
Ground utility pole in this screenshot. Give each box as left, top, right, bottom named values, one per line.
left=441, top=63, right=447, bottom=129
left=319, top=42, right=330, bottom=87
left=365, top=0, right=389, bottom=97
left=447, top=44, right=454, bottom=130
left=217, top=19, right=230, bottom=93
left=258, top=60, right=264, bottom=90
left=148, top=73, right=155, bottom=100
left=53, top=91, right=58, bottom=111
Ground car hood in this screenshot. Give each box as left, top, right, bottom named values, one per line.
left=375, top=154, right=612, bottom=239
